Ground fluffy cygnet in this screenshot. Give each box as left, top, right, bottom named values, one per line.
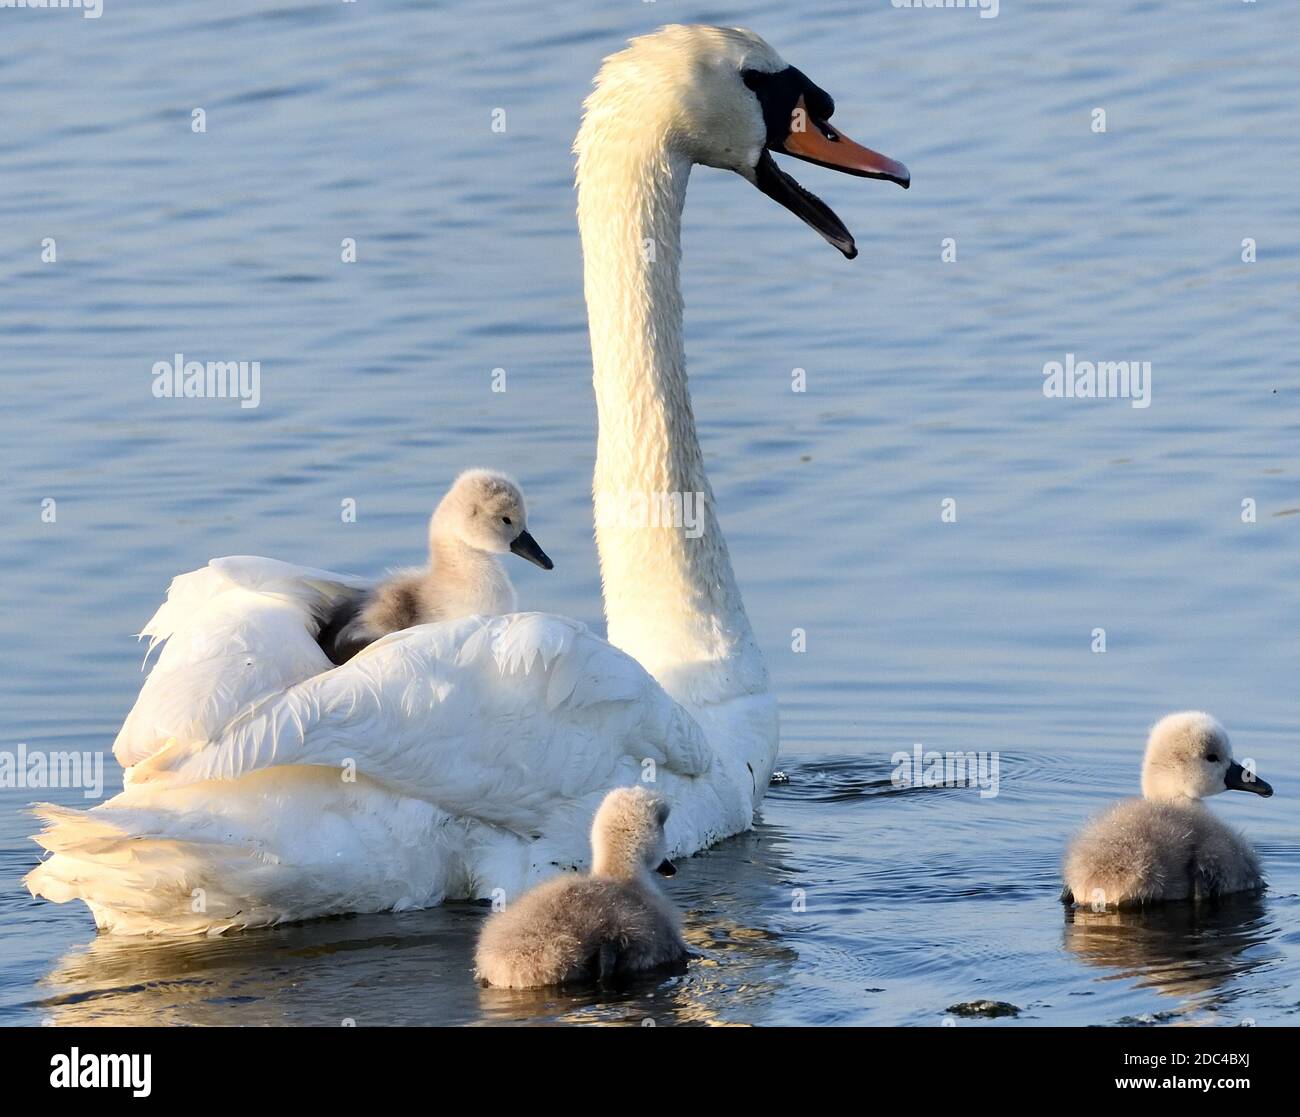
left=319, top=469, right=552, bottom=664
left=475, top=786, right=689, bottom=988
left=1062, top=711, right=1273, bottom=909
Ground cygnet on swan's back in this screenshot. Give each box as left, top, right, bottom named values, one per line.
left=317, top=469, right=552, bottom=664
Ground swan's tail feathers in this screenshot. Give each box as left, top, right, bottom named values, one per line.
left=24, top=803, right=282, bottom=936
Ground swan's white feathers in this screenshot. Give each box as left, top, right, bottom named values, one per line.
left=26, top=506, right=747, bottom=931
left=121, top=611, right=709, bottom=840
left=116, top=557, right=371, bottom=769
left=138, top=555, right=366, bottom=656
left=208, top=554, right=371, bottom=600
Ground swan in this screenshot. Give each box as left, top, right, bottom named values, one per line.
left=317, top=469, right=553, bottom=665
left=475, top=786, right=687, bottom=988
left=1061, top=711, right=1273, bottom=909
left=25, top=24, right=909, bottom=934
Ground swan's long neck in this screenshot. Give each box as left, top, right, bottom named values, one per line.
left=577, top=126, right=767, bottom=707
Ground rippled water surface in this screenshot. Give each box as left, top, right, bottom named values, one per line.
left=2, top=2, right=1298, bottom=1026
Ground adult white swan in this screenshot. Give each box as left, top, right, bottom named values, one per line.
left=27, top=25, right=908, bottom=934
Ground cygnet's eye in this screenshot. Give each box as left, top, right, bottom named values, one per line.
left=502, top=517, right=512, bottom=526
left=1206, top=753, right=1219, bottom=763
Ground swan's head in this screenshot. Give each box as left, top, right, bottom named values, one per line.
left=576, top=24, right=909, bottom=259
left=589, top=786, right=675, bottom=882
left=432, top=469, right=553, bottom=570
left=1140, top=711, right=1273, bottom=802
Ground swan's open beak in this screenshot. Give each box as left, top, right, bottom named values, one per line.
left=1225, top=761, right=1273, bottom=797
left=509, top=530, right=554, bottom=571
left=655, top=859, right=677, bottom=877
left=756, top=95, right=909, bottom=260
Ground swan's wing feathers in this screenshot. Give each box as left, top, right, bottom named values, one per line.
left=540, top=624, right=642, bottom=710
left=140, top=557, right=367, bottom=648
left=115, top=557, right=369, bottom=768
left=209, top=555, right=371, bottom=600
left=133, top=613, right=711, bottom=834
left=486, top=612, right=577, bottom=675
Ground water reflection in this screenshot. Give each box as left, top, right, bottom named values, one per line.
left=30, top=825, right=798, bottom=1027
left=32, top=906, right=487, bottom=1027
left=1063, top=893, right=1274, bottom=1006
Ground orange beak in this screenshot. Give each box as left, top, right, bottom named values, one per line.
left=780, top=96, right=910, bottom=188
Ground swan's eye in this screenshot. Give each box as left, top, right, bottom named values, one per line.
left=1206, top=754, right=1219, bottom=763
left=502, top=517, right=512, bottom=525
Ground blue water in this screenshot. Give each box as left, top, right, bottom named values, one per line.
left=1, top=1, right=1298, bottom=1025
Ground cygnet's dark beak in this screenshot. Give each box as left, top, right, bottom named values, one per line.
left=1225, top=760, right=1273, bottom=797
left=509, top=530, right=553, bottom=571
left=654, top=859, right=676, bottom=878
